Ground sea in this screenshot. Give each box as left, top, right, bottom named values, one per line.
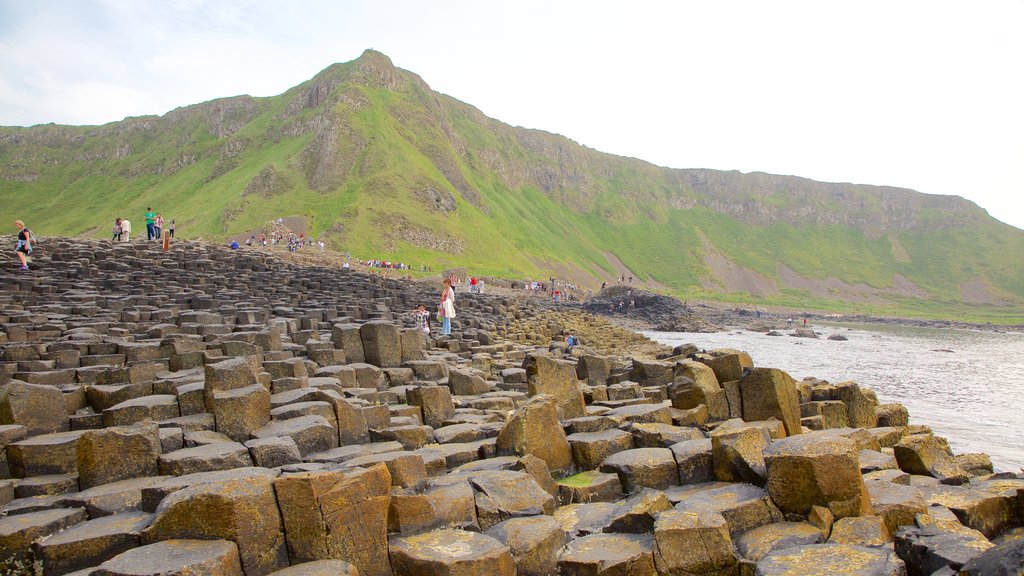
left=644, top=322, right=1024, bottom=472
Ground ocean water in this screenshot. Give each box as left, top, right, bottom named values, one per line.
left=644, top=323, right=1024, bottom=472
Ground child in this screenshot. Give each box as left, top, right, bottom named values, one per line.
left=413, top=304, right=430, bottom=338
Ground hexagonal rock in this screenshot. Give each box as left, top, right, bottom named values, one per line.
left=331, top=324, right=365, bottom=364
left=6, top=430, right=84, bottom=477
left=704, top=350, right=754, bottom=384
left=273, top=464, right=392, bottom=576
left=0, top=506, right=87, bottom=562
left=576, top=354, right=612, bottom=386
left=764, top=432, right=870, bottom=519
left=407, top=385, right=455, bottom=429
left=93, top=539, right=243, bottom=576
left=210, top=384, right=271, bottom=443
left=599, top=488, right=673, bottom=534
left=865, top=481, right=927, bottom=536
left=496, top=394, right=573, bottom=473
left=102, top=395, right=180, bottom=427
left=0, top=380, right=70, bottom=435
left=734, top=521, right=824, bottom=562
left=250, top=415, right=336, bottom=456
left=77, top=421, right=161, bottom=489
left=711, top=423, right=771, bottom=486
left=568, top=428, right=634, bottom=472
left=143, top=470, right=288, bottom=575
left=671, top=361, right=729, bottom=420
left=894, top=518, right=993, bottom=576
left=917, top=483, right=1016, bottom=539
left=265, top=560, right=360, bottom=576
left=670, top=438, right=714, bottom=485
left=389, top=529, right=515, bottom=576
left=599, top=447, right=679, bottom=493
left=315, top=389, right=369, bottom=445
left=33, top=510, right=153, bottom=575
left=738, top=368, right=802, bottom=437
left=828, top=516, right=891, bottom=547
left=558, top=532, right=656, bottom=576
left=360, top=321, right=402, bottom=368
left=654, top=509, right=739, bottom=575
left=485, top=515, right=568, bottom=576
left=244, top=436, right=302, bottom=468
left=893, top=433, right=969, bottom=486
left=448, top=368, right=491, bottom=396
left=524, top=354, right=585, bottom=420
left=470, top=470, right=557, bottom=530
left=158, top=441, right=253, bottom=476
left=755, top=543, right=906, bottom=575
left=676, top=483, right=785, bottom=538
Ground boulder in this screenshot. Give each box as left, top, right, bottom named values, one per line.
left=704, top=351, right=754, bottom=384
left=710, top=423, right=770, bottom=486
left=158, top=442, right=253, bottom=476
left=406, top=385, right=455, bottom=429
left=485, top=515, right=567, bottom=576
left=360, top=321, right=402, bottom=368
left=654, top=509, right=739, bottom=574
left=496, top=394, right=573, bottom=473
left=143, top=469, right=288, bottom=575
left=599, top=447, right=679, bottom=493
left=244, top=436, right=302, bottom=468
left=210, top=384, right=271, bottom=443
left=568, top=428, right=634, bottom=472
left=389, top=529, right=515, bottom=576
left=558, top=532, right=656, bottom=575
left=33, top=510, right=153, bottom=575
left=893, top=434, right=969, bottom=485
left=0, top=506, right=87, bottom=562
left=93, top=539, right=243, bottom=576
left=763, top=432, right=870, bottom=518
left=670, top=438, right=714, bottom=485
left=469, top=470, right=556, bottom=530
left=734, top=521, right=824, bottom=562
left=738, top=368, right=802, bottom=436
left=273, top=464, right=392, bottom=576
left=756, top=543, right=906, bottom=575
left=250, top=415, right=336, bottom=456
left=829, top=516, right=891, bottom=547
left=524, top=354, right=585, bottom=419
left=77, top=421, right=161, bottom=489
left=894, top=513, right=994, bottom=576
left=0, top=380, right=69, bottom=435
left=676, top=483, right=784, bottom=537
left=599, top=488, right=673, bottom=533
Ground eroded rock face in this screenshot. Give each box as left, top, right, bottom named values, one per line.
left=389, top=529, right=516, bottom=576
left=764, top=432, right=870, bottom=519
left=496, top=394, right=573, bottom=473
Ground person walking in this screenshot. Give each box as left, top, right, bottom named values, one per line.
left=145, top=208, right=156, bottom=241
left=154, top=213, right=163, bottom=239
left=120, top=218, right=132, bottom=242
left=112, top=218, right=122, bottom=241
left=439, top=278, right=456, bottom=336
left=13, top=220, right=34, bottom=270
left=167, top=220, right=175, bottom=239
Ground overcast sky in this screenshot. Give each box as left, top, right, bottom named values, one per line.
left=2, top=0, right=1022, bottom=229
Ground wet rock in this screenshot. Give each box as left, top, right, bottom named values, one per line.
left=389, top=528, right=515, bottom=576
left=496, top=394, right=573, bottom=473
left=764, top=431, right=870, bottom=518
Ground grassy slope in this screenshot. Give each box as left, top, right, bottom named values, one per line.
left=2, top=57, right=1024, bottom=324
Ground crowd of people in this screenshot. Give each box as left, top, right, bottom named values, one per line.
left=111, top=208, right=174, bottom=243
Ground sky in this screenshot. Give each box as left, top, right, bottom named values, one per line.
left=2, top=0, right=1022, bottom=229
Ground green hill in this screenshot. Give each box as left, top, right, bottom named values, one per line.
left=2, top=50, right=1023, bottom=322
